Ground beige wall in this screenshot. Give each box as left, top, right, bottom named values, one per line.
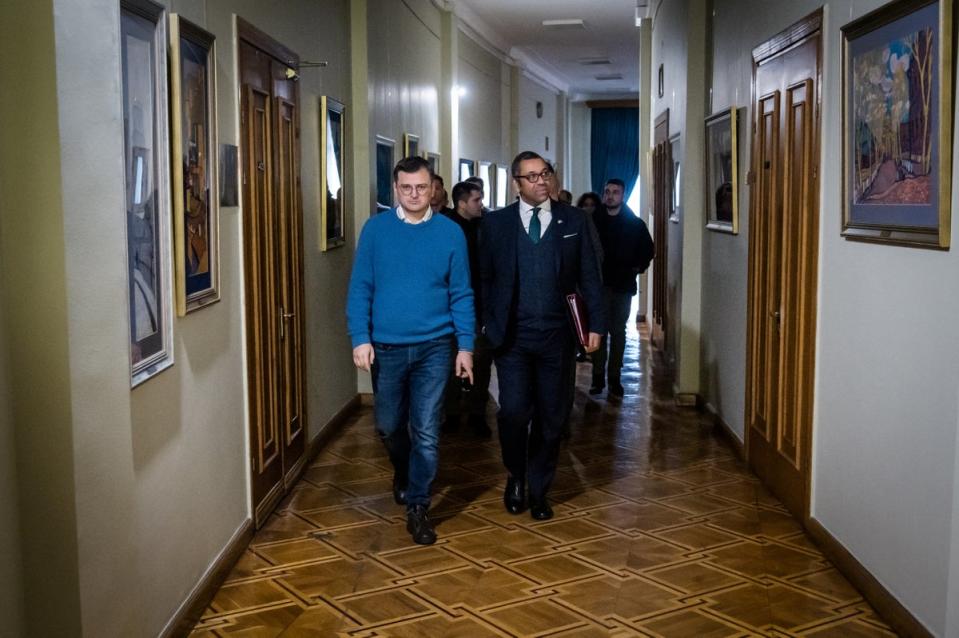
left=703, top=1, right=959, bottom=634
left=0, top=275, right=23, bottom=638
left=0, top=0, right=82, bottom=635
left=458, top=32, right=507, bottom=169
left=567, top=102, right=591, bottom=198
left=517, top=74, right=561, bottom=168
left=0, top=0, right=356, bottom=635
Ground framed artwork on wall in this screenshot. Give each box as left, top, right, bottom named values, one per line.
left=479, top=161, right=493, bottom=208
left=320, top=96, right=346, bottom=251
left=841, top=0, right=953, bottom=249
left=170, top=14, right=220, bottom=315
left=375, top=135, right=395, bottom=213
left=704, top=107, right=739, bottom=234
left=426, top=151, right=441, bottom=179
left=121, top=0, right=174, bottom=387
left=496, top=165, right=508, bottom=207
left=403, top=133, right=419, bottom=159
left=459, top=158, right=476, bottom=181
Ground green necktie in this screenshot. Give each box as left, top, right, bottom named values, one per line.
left=528, top=207, right=541, bottom=244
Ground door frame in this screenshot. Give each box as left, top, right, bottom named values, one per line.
left=237, top=16, right=308, bottom=527
left=744, top=8, right=823, bottom=523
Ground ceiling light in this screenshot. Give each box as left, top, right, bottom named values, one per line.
left=578, top=57, right=612, bottom=66
left=595, top=73, right=624, bottom=81
left=542, top=19, right=586, bottom=31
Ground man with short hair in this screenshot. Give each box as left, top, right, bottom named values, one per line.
left=430, top=174, right=454, bottom=216
left=464, top=176, right=491, bottom=214
left=347, top=156, right=475, bottom=545
left=480, top=151, right=605, bottom=520
left=590, top=178, right=654, bottom=397
left=442, top=181, right=492, bottom=437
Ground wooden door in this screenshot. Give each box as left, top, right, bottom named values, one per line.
left=746, top=11, right=821, bottom=521
left=651, top=110, right=670, bottom=354
left=238, top=19, right=307, bottom=527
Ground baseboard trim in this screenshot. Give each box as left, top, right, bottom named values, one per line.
left=159, top=518, right=254, bottom=638
left=359, top=392, right=374, bottom=407
left=162, top=394, right=364, bottom=638
left=705, top=401, right=744, bottom=461
left=805, top=517, right=932, bottom=638
left=674, top=392, right=701, bottom=408
left=308, top=394, right=362, bottom=459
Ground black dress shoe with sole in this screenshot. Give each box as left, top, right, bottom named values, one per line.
left=608, top=382, right=624, bottom=397
left=406, top=505, right=437, bottom=545
left=588, top=384, right=604, bottom=396
left=529, top=497, right=554, bottom=520
left=504, top=475, right=526, bottom=514
left=393, top=476, right=408, bottom=506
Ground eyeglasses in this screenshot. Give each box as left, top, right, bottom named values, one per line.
left=513, top=169, right=554, bottom=184
left=397, top=183, right=430, bottom=196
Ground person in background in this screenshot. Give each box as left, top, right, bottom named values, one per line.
left=464, top=176, right=491, bottom=215
left=480, top=151, right=604, bottom=521
left=430, top=174, right=454, bottom=216
left=558, top=189, right=573, bottom=205
left=442, top=181, right=493, bottom=438
left=347, top=156, right=474, bottom=545
left=589, top=178, right=654, bottom=398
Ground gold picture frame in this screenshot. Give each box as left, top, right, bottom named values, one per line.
left=169, top=14, right=220, bottom=315
left=320, top=96, right=346, bottom=251
left=704, top=107, right=739, bottom=234
left=840, top=0, right=953, bottom=249
left=403, top=132, right=419, bottom=159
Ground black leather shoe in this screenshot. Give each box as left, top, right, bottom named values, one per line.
left=406, top=505, right=437, bottom=545
left=392, top=475, right=408, bottom=506
left=588, top=383, right=604, bottom=396
left=608, top=382, right=624, bottom=397
left=504, top=475, right=526, bottom=514
left=529, top=497, right=554, bottom=521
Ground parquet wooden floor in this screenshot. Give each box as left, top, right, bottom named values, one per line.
left=189, top=326, right=896, bottom=637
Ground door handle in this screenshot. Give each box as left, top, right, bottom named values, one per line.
left=769, top=309, right=781, bottom=324
left=279, top=307, right=295, bottom=339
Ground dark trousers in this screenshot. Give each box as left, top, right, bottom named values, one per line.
left=494, top=326, right=575, bottom=499
left=444, top=334, right=492, bottom=416
left=591, top=288, right=633, bottom=386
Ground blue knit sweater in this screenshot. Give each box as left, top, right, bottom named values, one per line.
left=346, top=210, right=475, bottom=350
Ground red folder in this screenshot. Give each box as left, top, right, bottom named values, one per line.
left=566, top=293, right=589, bottom=349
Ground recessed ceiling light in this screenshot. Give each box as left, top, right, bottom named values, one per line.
left=542, top=19, right=586, bottom=31
left=578, top=57, right=612, bottom=66
left=595, top=73, right=624, bottom=81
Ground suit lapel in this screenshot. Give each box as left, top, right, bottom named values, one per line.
left=551, top=201, right=565, bottom=275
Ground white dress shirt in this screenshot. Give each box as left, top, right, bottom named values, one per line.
left=396, top=205, right=433, bottom=224
left=518, top=198, right=552, bottom=239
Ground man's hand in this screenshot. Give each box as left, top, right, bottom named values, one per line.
left=353, top=344, right=374, bottom=371
left=455, top=350, right=474, bottom=385
left=585, top=332, right=601, bottom=353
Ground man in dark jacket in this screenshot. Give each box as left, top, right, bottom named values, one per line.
left=590, top=178, right=654, bottom=397
left=480, top=151, right=605, bottom=520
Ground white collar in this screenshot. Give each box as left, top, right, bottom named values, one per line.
left=396, top=205, right=433, bottom=224
left=519, top=198, right=551, bottom=215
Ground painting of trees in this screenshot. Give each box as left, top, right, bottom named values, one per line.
left=852, top=28, right=933, bottom=205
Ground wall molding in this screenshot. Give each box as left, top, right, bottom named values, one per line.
left=159, top=518, right=254, bottom=638
left=705, top=401, right=744, bottom=460
left=160, top=394, right=363, bottom=637
left=805, top=517, right=933, bottom=638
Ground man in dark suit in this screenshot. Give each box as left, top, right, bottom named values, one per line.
left=479, top=151, right=605, bottom=520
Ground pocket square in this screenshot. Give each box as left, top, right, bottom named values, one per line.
left=563, top=233, right=578, bottom=238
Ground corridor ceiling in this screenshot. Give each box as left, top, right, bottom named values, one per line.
left=452, top=0, right=641, bottom=99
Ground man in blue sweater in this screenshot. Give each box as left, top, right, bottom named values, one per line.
left=347, top=156, right=475, bottom=545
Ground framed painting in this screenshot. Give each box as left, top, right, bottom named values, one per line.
left=426, top=151, right=441, bottom=178
left=121, top=0, right=174, bottom=386
left=320, top=96, right=346, bottom=250
left=403, top=133, right=420, bottom=159
left=704, top=107, right=739, bottom=234
left=496, top=165, right=508, bottom=207
left=841, top=0, right=953, bottom=248
left=170, top=14, right=220, bottom=314
left=459, top=158, right=476, bottom=181
left=375, top=135, right=395, bottom=213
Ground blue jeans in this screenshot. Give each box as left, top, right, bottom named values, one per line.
left=371, top=336, right=454, bottom=508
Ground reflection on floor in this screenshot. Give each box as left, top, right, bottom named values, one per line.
left=189, top=325, right=895, bottom=637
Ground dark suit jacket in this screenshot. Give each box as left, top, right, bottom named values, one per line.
left=479, top=199, right=605, bottom=350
